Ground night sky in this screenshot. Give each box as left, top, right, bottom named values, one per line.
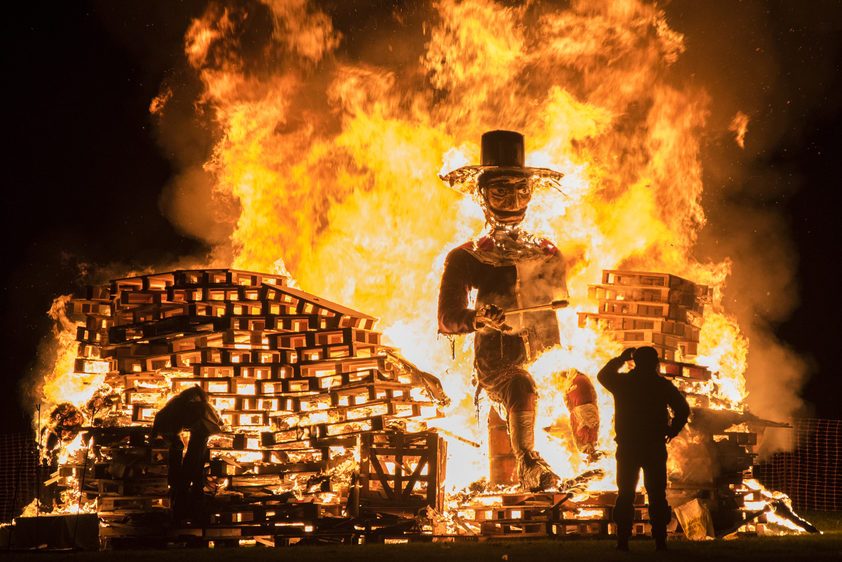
left=2, top=1, right=841, bottom=432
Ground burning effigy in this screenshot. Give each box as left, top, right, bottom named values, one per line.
left=8, top=0, right=821, bottom=550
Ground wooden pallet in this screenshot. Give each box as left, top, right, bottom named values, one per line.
left=357, top=431, right=446, bottom=515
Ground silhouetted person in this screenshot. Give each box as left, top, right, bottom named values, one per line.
left=597, top=346, right=690, bottom=551
left=153, top=386, right=224, bottom=522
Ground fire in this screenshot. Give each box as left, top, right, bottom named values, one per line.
left=146, top=0, right=753, bottom=490
left=33, top=0, right=761, bottom=509
left=729, top=111, right=750, bottom=149
left=37, top=296, right=106, bottom=422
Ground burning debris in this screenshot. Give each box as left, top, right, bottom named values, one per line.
left=578, top=270, right=709, bottom=364
left=13, top=266, right=815, bottom=549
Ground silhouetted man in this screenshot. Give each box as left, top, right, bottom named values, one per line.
left=153, top=386, right=224, bottom=521
left=597, top=346, right=690, bottom=551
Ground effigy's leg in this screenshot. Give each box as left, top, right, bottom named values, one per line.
left=502, top=370, right=559, bottom=491
left=487, top=407, right=517, bottom=485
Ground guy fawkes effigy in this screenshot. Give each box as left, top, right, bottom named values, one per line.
left=438, top=130, right=600, bottom=492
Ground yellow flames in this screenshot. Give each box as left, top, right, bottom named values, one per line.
left=696, top=310, right=749, bottom=407
left=739, top=479, right=815, bottom=535
left=38, top=296, right=105, bottom=422
left=156, top=0, right=752, bottom=489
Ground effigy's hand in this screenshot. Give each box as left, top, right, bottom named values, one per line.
left=476, top=304, right=510, bottom=331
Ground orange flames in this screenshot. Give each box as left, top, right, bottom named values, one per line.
left=729, top=111, right=750, bottom=149
left=37, top=0, right=757, bottom=494
left=145, top=0, right=749, bottom=489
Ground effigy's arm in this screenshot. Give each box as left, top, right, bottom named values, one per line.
left=437, top=249, right=477, bottom=334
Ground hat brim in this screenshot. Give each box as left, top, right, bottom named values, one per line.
left=439, top=165, right=564, bottom=195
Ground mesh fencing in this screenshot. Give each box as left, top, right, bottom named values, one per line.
left=754, top=418, right=842, bottom=511
left=0, top=432, right=38, bottom=523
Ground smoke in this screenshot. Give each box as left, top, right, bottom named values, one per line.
left=667, top=1, right=835, bottom=432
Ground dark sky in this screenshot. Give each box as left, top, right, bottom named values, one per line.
left=2, top=1, right=841, bottom=432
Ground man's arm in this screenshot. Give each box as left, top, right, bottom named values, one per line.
left=596, top=348, right=634, bottom=392
left=665, top=382, right=691, bottom=439
left=437, top=249, right=478, bottom=334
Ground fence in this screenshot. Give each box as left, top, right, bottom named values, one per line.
left=754, top=418, right=842, bottom=511
left=0, top=432, right=38, bottom=522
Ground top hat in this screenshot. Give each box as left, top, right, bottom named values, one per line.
left=439, top=130, right=564, bottom=193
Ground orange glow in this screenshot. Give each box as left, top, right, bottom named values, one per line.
left=729, top=111, right=750, bottom=149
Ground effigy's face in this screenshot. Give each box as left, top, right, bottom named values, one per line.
left=482, top=176, right=533, bottom=225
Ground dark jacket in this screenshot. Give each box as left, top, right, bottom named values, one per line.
left=597, top=357, right=690, bottom=446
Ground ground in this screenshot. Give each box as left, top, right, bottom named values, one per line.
left=3, top=512, right=841, bottom=561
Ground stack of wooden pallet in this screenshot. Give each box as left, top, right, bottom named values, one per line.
left=449, top=490, right=653, bottom=539
left=56, top=268, right=447, bottom=546
left=578, top=270, right=710, bottom=362
left=41, top=267, right=805, bottom=546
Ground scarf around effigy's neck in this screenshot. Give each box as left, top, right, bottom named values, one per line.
left=467, top=225, right=552, bottom=267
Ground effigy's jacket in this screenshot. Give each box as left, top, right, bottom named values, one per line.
left=437, top=230, right=568, bottom=402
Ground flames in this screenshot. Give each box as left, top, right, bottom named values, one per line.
left=150, top=0, right=751, bottom=489
left=34, top=0, right=758, bottom=496
left=729, top=111, right=750, bottom=149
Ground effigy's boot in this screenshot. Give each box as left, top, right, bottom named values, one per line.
left=508, top=409, right=559, bottom=492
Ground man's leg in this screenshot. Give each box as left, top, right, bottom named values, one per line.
left=507, top=374, right=537, bottom=458
left=487, top=407, right=517, bottom=485
left=614, top=444, right=640, bottom=551
left=182, top=428, right=210, bottom=518
left=165, top=432, right=186, bottom=519
left=642, top=445, right=670, bottom=550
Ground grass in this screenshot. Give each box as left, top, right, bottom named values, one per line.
left=802, top=510, right=842, bottom=532
left=1, top=536, right=841, bottom=562
left=3, top=511, right=840, bottom=562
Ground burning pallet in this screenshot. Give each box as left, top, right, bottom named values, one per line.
left=44, top=268, right=448, bottom=547
left=446, top=489, right=654, bottom=540
left=578, top=270, right=710, bottom=362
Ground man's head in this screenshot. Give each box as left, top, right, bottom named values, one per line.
left=632, top=346, right=660, bottom=372
left=478, top=169, right=532, bottom=225
left=181, top=385, right=209, bottom=403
